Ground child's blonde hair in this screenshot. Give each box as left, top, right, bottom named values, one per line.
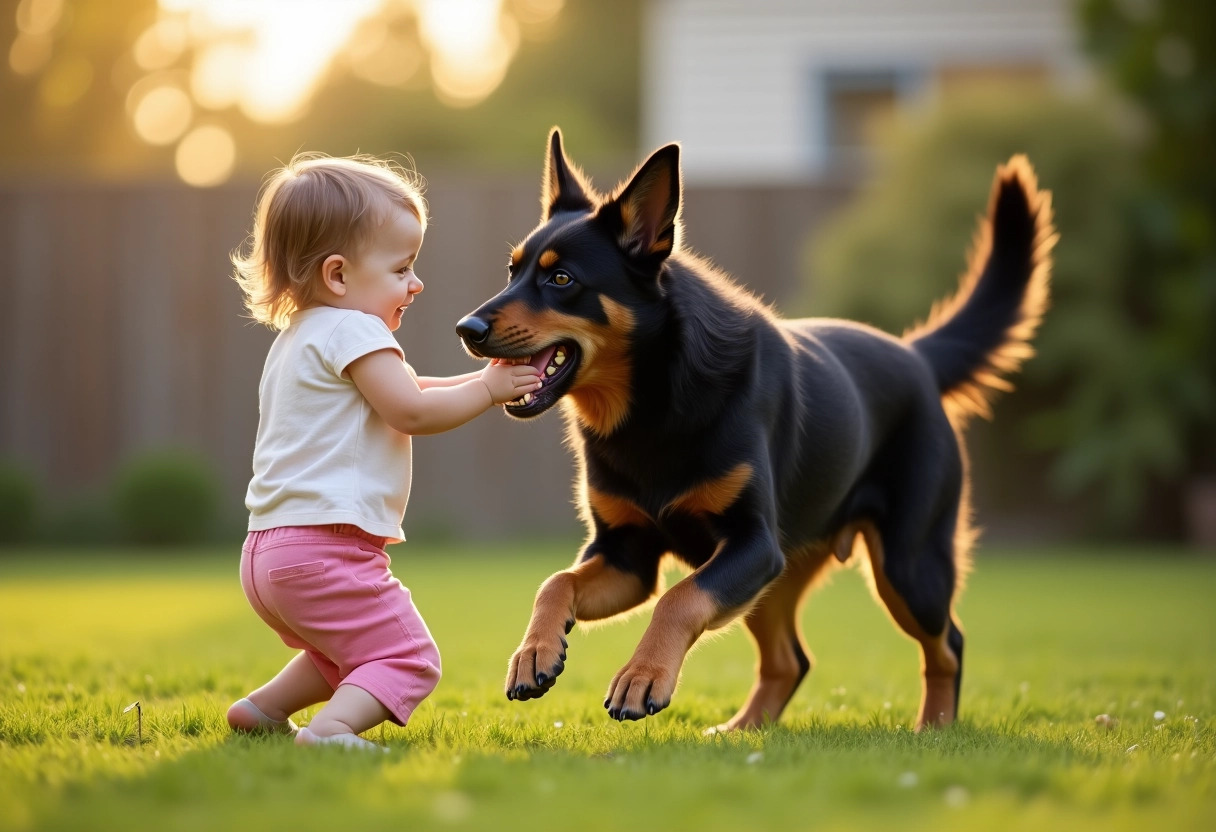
left=233, top=152, right=428, bottom=330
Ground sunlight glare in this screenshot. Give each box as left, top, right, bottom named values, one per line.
left=418, top=0, right=517, bottom=107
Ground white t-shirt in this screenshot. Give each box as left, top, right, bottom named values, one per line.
left=246, top=306, right=412, bottom=541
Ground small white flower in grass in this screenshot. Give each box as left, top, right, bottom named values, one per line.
left=897, top=771, right=918, bottom=788
left=553, top=721, right=563, bottom=728
left=943, top=786, right=970, bottom=808
left=883, top=702, right=892, bottom=710
left=746, top=751, right=763, bottom=764
left=15, top=683, right=25, bottom=694
left=1154, top=710, right=1166, bottom=721
left=1094, top=714, right=1118, bottom=729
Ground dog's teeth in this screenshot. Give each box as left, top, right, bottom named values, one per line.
left=523, top=393, right=533, bottom=404
left=554, top=352, right=565, bottom=365
left=545, top=365, right=556, bottom=376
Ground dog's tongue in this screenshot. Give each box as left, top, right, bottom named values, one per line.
left=528, top=345, right=558, bottom=373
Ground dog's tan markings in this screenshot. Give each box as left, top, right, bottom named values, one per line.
left=538, top=249, right=559, bottom=269
left=565, top=298, right=635, bottom=435
left=718, top=543, right=835, bottom=731
left=649, top=235, right=673, bottom=255
left=510, top=245, right=525, bottom=267
left=665, top=463, right=753, bottom=517
left=506, top=555, right=653, bottom=697
left=857, top=522, right=960, bottom=731
left=483, top=296, right=634, bottom=434
left=605, top=578, right=720, bottom=718
left=585, top=485, right=651, bottom=529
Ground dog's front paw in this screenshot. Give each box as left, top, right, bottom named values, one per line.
left=603, top=660, right=677, bottom=721
left=505, top=618, right=573, bottom=701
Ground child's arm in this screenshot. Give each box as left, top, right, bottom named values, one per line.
left=415, top=358, right=531, bottom=389
left=414, top=371, right=482, bottom=390
left=348, top=350, right=541, bottom=436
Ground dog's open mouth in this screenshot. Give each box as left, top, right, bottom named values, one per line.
left=505, top=341, right=580, bottom=418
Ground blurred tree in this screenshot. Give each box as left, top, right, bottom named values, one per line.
left=802, top=79, right=1213, bottom=538
left=1078, top=0, right=1216, bottom=538
left=0, top=0, right=640, bottom=182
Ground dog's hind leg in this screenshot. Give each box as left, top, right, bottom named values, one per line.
left=859, top=518, right=964, bottom=731
left=714, top=545, right=835, bottom=732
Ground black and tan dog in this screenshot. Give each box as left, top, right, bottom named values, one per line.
left=457, top=129, right=1054, bottom=731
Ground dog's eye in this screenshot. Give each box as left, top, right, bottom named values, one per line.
left=549, top=271, right=573, bottom=287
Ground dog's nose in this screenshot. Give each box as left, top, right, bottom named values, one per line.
left=456, top=315, right=491, bottom=344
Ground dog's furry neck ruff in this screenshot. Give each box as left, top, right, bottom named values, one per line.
left=642, top=253, right=761, bottom=432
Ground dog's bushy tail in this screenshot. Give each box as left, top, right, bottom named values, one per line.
left=906, top=156, right=1056, bottom=422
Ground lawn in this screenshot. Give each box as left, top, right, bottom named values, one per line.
left=0, top=542, right=1213, bottom=831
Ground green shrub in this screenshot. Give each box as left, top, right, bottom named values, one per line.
left=113, top=449, right=220, bottom=545
left=802, top=82, right=1213, bottom=531
left=0, top=462, right=39, bottom=543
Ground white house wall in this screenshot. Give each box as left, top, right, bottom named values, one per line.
left=642, top=0, right=1087, bottom=183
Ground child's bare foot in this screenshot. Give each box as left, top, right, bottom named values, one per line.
left=226, top=698, right=298, bottom=735
left=295, top=726, right=386, bottom=751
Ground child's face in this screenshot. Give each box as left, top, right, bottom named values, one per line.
left=341, top=206, right=425, bottom=331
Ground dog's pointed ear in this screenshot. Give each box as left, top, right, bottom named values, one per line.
left=599, top=143, right=682, bottom=262
left=542, top=127, right=595, bottom=220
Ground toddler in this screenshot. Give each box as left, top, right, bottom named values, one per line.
left=226, top=153, right=541, bottom=749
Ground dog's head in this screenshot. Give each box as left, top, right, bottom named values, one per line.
left=457, top=128, right=682, bottom=434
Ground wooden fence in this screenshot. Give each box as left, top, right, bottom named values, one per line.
left=0, top=176, right=851, bottom=539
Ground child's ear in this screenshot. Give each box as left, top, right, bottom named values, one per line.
left=541, top=127, right=596, bottom=220
left=598, top=143, right=682, bottom=262
left=321, top=254, right=347, bottom=296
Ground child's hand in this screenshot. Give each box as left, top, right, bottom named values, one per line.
left=481, top=361, right=542, bottom=404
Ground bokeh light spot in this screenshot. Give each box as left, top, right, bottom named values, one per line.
left=38, top=55, right=93, bottom=108
left=132, top=85, right=193, bottom=145
left=15, top=0, right=63, bottom=36
left=175, top=124, right=236, bottom=187
left=133, top=19, right=189, bottom=71
left=190, top=42, right=248, bottom=110
left=8, top=31, right=52, bottom=76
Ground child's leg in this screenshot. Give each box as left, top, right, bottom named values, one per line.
left=247, top=652, right=334, bottom=720
left=294, top=684, right=392, bottom=750
left=302, top=683, right=392, bottom=736
left=228, top=652, right=333, bottom=733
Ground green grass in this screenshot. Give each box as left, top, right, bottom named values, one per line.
left=1, top=542, right=1214, bottom=831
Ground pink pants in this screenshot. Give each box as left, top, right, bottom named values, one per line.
left=240, top=525, right=441, bottom=725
